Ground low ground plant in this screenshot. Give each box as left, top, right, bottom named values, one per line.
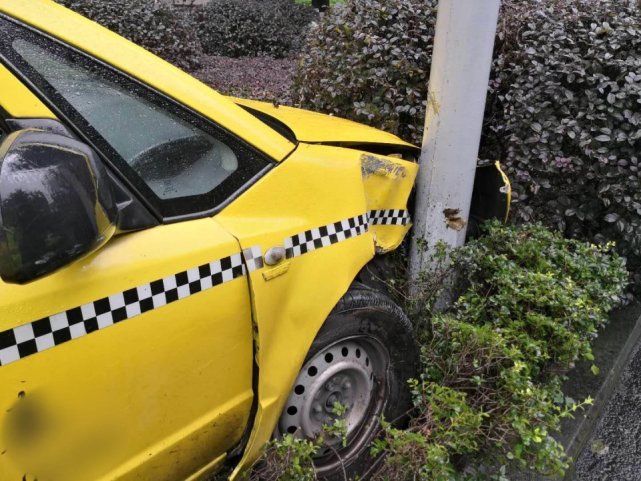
left=251, top=403, right=350, bottom=481
left=254, top=223, right=627, bottom=480
left=252, top=434, right=318, bottom=481
left=374, top=222, right=627, bottom=480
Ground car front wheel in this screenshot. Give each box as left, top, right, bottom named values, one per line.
left=276, top=285, right=419, bottom=480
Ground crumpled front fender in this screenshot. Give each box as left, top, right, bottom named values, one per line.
left=360, top=153, right=419, bottom=253
left=216, top=144, right=417, bottom=480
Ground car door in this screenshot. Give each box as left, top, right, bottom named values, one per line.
left=0, top=19, right=260, bottom=481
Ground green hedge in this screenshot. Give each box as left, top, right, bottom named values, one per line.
left=482, top=0, right=641, bottom=287
left=57, top=0, right=202, bottom=70
left=195, top=0, right=317, bottom=58
left=292, top=0, right=437, bottom=142
left=293, top=0, right=641, bottom=286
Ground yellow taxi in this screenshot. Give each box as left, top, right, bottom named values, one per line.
left=0, top=2, right=509, bottom=480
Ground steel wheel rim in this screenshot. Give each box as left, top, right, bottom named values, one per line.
left=277, top=335, right=390, bottom=471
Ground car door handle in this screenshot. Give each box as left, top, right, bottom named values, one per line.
left=264, top=246, right=286, bottom=266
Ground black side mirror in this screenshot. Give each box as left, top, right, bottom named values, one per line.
left=0, top=129, right=118, bottom=283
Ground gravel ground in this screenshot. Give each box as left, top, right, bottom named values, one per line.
left=190, top=54, right=296, bottom=103
left=573, top=329, right=641, bottom=480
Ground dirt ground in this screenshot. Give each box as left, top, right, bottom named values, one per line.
left=190, top=54, right=296, bottom=103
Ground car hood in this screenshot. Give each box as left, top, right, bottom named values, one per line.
left=232, top=98, right=419, bottom=155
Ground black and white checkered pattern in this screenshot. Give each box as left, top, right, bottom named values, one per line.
left=0, top=209, right=409, bottom=367
left=368, top=209, right=412, bottom=226
left=242, top=246, right=264, bottom=273
left=285, top=214, right=369, bottom=259
left=0, top=253, right=245, bottom=367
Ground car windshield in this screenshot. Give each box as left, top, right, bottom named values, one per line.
left=12, top=38, right=239, bottom=201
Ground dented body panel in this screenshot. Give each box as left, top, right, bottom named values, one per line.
left=216, top=145, right=417, bottom=474
left=468, top=161, right=512, bottom=238
left=361, top=154, right=418, bottom=252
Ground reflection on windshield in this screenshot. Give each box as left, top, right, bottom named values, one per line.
left=13, top=38, right=239, bottom=200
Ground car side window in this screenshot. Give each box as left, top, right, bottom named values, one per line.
left=0, top=18, right=271, bottom=219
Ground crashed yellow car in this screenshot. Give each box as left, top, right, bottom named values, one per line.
left=0, top=2, right=509, bottom=481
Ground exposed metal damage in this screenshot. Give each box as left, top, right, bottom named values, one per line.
left=443, top=208, right=467, bottom=231
left=360, top=154, right=408, bottom=180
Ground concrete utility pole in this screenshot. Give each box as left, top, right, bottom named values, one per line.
left=409, top=0, right=501, bottom=282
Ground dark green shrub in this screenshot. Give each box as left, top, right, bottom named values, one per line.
left=195, top=0, right=317, bottom=58
left=482, top=0, right=641, bottom=286
left=294, top=0, right=641, bottom=285
left=292, top=0, right=437, bottom=142
left=56, top=0, right=202, bottom=70
left=374, top=222, right=627, bottom=480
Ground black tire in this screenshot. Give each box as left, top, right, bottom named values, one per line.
left=279, top=285, right=419, bottom=481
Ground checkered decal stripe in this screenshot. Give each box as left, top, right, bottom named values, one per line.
left=242, top=246, right=264, bottom=273
left=0, top=211, right=392, bottom=368
left=368, top=209, right=412, bottom=226
left=0, top=253, right=245, bottom=367
left=285, top=214, right=369, bottom=259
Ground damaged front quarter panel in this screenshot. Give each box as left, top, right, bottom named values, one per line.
left=360, top=153, right=419, bottom=253
left=215, top=143, right=418, bottom=480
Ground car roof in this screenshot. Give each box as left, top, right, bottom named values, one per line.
left=0, top=0, right=295, bottom=161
